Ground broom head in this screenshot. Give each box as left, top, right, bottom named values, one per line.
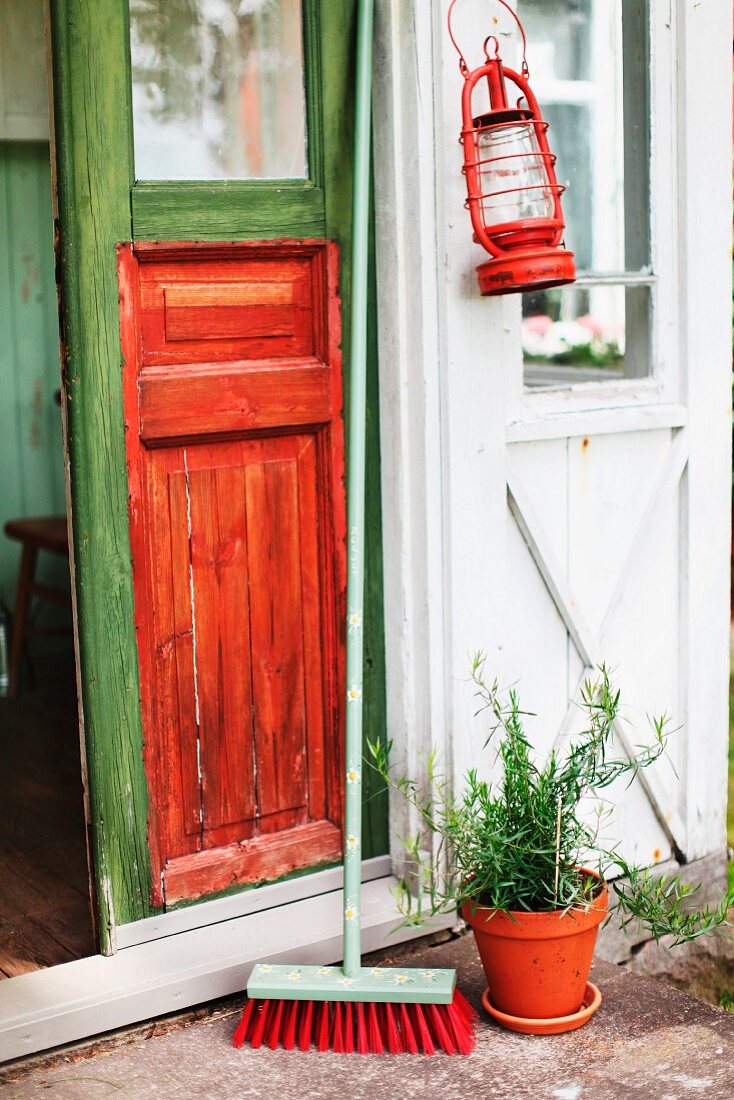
left=233, top=964, right=475, bottom=1055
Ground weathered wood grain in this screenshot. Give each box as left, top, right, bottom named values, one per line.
left=164, top=821, right=342, bottom=906
left=121, top=241, right=348, bottom=905
left=51, top=0, right=389, bottom=934
left=322, top=0, right=389, bottom=856
left=132, top=183, right=326, bottom=242
left=50, top=0, right=153, bottom=946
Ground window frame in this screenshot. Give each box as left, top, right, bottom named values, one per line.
left=127, top=0, right=328, bottom=241
left=507, top=0, right=679, bottom=426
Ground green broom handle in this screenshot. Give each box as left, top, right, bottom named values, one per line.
left=343, top=0, right=374, bottom=979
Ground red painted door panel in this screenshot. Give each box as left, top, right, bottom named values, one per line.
left=119, top=241, right=345, bottom=906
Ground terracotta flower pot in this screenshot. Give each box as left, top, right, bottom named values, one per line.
left=462, top=874, right=608, bottom=1021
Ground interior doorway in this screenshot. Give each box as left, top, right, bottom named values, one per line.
left=0, top=0, right=94, bottom=978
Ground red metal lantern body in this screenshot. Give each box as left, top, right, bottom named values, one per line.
left=448, top=0, right=575, bottom=296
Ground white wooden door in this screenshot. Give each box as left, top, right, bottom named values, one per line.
left=374, top=0, right=731, bottom=878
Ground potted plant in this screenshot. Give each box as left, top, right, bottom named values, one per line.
left=368, top=658, right=731, bottom=1034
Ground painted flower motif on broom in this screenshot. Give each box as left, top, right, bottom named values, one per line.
left=344, top=898, right=358, bottom=923
left=345, top=832, right=360, bottom=855
left=346, top=766, right=361, bottom=786
left=286, top=970, right=302, bottom=982
left=348, top=609, right=363, bottom=633
left=347, top=683, right=362, bottom=704
left=390, top=973, right=415, bottom=986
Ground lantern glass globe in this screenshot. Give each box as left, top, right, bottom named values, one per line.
left=478, top=121, right=554, bottom=226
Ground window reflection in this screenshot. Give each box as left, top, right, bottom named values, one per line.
left=516, top=0, right=651, bottom=387
left=130, top=0, right=308, bottom=181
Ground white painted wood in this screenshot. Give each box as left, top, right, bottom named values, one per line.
left=506, top=1, right=680, bottom=419
left=373, top=1, right=729, bottom=897
left=116, top=857, right=392, bottom=950
left=0, top=876, right=455, bottom=1062
left=506, top=403, right=687, bottom=443
left=0, top=0, right=50, bottom=140
left=373, top=0, right=450, bottom=865
left=567, top=429, right=674, bottom=634
left=432, top=0, right=521, bottom=790
left=507, top=431, right=689, bottom=850
left=508, top=461, right=595, bottom=668
left=506, top=439, right=571, bottom=754
left=676, top=0, right=732, bottom=860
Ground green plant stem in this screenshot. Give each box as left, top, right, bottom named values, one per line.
left=367, top=661, right=733, bottom=944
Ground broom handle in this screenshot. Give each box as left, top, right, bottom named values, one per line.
left=343, top=0, right=374, bottom=980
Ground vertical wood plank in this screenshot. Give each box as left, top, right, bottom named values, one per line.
left=50, top=3, right=151, bottom=943
left=188, top=458, right=256, bottom=845
left=297, top=434, right=328, bottom=825
left=245, top=449, right=309, bottom=832
left=142, top=453, right=201, bottom=869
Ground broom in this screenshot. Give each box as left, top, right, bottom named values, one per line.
left=232, top=0, right=475, bottom=1056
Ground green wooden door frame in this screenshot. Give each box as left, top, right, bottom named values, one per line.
left=49, top=0, right=387, bottom=953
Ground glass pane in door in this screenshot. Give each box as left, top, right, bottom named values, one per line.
left=129, top=0, right=308, bottom=181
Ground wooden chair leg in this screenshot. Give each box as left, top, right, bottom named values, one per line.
left=7, top=543, right=38, bottom=699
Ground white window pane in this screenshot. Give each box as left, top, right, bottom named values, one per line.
left=130, top=0, right=308, bottom=181
left=522, top=284, right=650, bottom=387
left=517, top=0, right=651, bottom=387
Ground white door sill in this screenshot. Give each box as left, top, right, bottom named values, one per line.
left=0, top=877, right=454, bottom=1063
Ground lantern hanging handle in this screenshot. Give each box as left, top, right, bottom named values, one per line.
left=447, top=0, right=529, bottom=78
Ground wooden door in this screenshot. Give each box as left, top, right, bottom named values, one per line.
left=120, top=241, right=345, bottom=906
left=51, top=0, right=387, bottom=940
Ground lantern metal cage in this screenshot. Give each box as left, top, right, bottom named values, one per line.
left=448, top=0, right=576, bottom=296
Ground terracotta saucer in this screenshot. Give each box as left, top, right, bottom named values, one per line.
left=481, top=982, right=602, bottom=1035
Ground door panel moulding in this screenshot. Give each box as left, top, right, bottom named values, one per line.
left=117, top=855, right=391, bottom=949
left=506, top=403, right=688, bottom=444
left=0, top=875, right=453, bottom=1063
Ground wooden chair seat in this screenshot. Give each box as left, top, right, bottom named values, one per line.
left=5, top=516, right=69, bottom=557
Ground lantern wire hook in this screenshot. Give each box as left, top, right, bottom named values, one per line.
left=484, top=35, right=501, bottom=61
left=447, top=0, right=530, bottom=79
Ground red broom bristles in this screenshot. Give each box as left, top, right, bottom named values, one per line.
left=400, top=1002, right=419, bottom=1054
left=282, top=1000, right=299, bottom=1051
left=317, top=1001, right=330, bottom=1053
left=231, top=998, right=255, bottom=1049
left=344, top=1001, right=354, bottom=1054
left=298, top=999, right=313, bottom=1052
left=332, top=1001, right=345, bottom=1054
left=249, top=1000, right=270, bottom=1049
left=266, top=999, right=284, bottom=1050
left=410, top=1002, right=435, bottom=1055
left=367, top=1001, right=384, bottom=1054
left=356, top=1002, right=369, bottom=1054
left=384, top=1002, right=402, bottom=1055
left=232, top=991, right=476, bottom=1055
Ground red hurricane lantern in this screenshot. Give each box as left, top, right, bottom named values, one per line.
left=448, top=0, right=575, bottom=296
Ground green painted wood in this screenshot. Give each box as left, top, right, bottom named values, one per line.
left=0, top=142, right=66, bottom=609
left=320, top=0, right=389, bottom=861
left=49, top=0, right=153, bottom=946
left=48, top=0, right=389, bottom=942
left=341, top=0, right=373, bottom=977
left=247, top=962, right=456, bottom=1004
left=131, top=182, right=325, bottom=241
